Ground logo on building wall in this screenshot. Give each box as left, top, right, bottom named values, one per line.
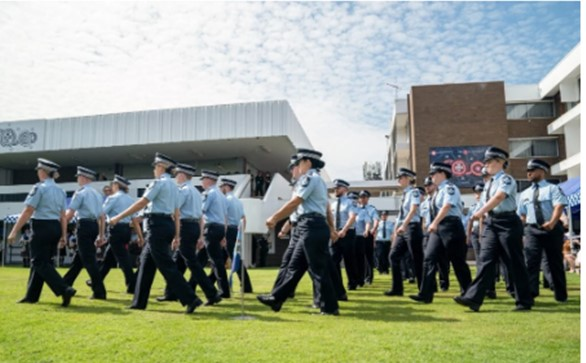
left=429, top=145, right=489, bottom=188
left=0, top=127, right=38, bottom=149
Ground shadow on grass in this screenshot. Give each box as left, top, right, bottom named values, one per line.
left=339, top=299, right=461, bottom=323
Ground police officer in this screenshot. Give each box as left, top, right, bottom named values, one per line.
left=410, top=162, right=472, bottom=303
left=99, top=175, right=142, bottom=293
left=157, top=164, right=222, bottom=306
left=200, top=169, right=230, bottom=298
left=385, top=168, right=423, bottom=297
left=330, top=179, right=359, bottom=290
left=518, top=159, right=568, bottom=302
left=375, top=211, right=394, bottom=275
left=354, top=191, right=372, bottom=287
left=7, top=158, right=76, bottom=306
left=63, top=166, right=107, bottom=300
left=258, top=148, right=340, bottom=315
left=220, top=177, right=253, bottom=293
left=455, top=146, right=534, bottom=311
left=467, top=183, right=484, bottom=269
left=110, top=153, right=202, bottom=313
left=421, top=177, right=449, bottom=292
left=359, top=190, right=380, bottom=285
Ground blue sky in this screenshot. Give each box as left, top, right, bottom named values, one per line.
left=0, top=2, right=580, bottom=179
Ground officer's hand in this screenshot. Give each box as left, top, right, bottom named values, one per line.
left=278, top=230, right=287, bottom=239
left=330, top=230, right=339, bottom=242
left=172, top=237, right=180, bottom=250
left=427, top=223, right=438, bottom=234
left=109, top=216, right=120, bottom=226
left=7, top=231, right=17, bottom=245
left=337, top=230, right=347, bottom=238
left=220, top=238, right=227, bottom=248
left=58, top=237, right=66, bottom=249
left=472, top=212, right=482, bottom=221
left=266, top=216, right=277, bottom=230
left=196, top=238, right=204, bottom=250
left=396, top=226, right=405, bottom=235
left=137, top=236, right=145, bottom=248
left=542, top=221, right=554, bottom=231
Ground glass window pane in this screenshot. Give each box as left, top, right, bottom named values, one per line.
left=509, top=140, right=532, bottom=158
left=532, top=139, right=558, bottom=157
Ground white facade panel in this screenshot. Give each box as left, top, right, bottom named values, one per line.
left=504, top=84, right=540, bottom=102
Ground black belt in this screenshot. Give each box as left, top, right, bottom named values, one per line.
left=227, top=225, right=239, bottom=229
left=298, top=212, right=325, bottom=220
left=145, top=213, right=172, bottom=218
left=488, top=211, right=516, bottom=218
left=78, top=218, right=97, bottom=222
left=180, top=218, right=200, bottom=223
left=441, top=216, right=461, bottom=222
left=205, top=222, right=224, bottom=228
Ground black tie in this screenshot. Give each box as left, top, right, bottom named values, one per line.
left=485, top=178, right=493, bottom=203
left=430, top=194, right=438, bottom=221
left=382, top=220, right=387, bottom=239
left=335, top=197, right=341, bottom=230
left=533, top=183, right=545, bottom=225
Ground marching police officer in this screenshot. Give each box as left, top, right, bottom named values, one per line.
left=410, top=162, right=472, bottom=303
left=330, top=179, right=359, bottom=290
left=157, top=164, right=222, bottom=306
left=259, top=148, right=340, bottom=315
left=375, top=211, right=394, bottom=275
left=359, top=190, right=380, bottom=285
left=63, top=166, right=107, bottom=300
left=467, top=183, right=484, bottom=269
left=99, top=175, right=142, bottom=293
left=110, top=153, right=202, bottom=314
left=354, top=191, right=372, bottom=287
left=200, top=169, right=230, bottom=298
left=518, top=159, right=568, bottom=302
left=220, top=177, right=253, bottom=293
left=7, top=158, right=76, bottom=306
left=385, top=168, right=423, bottom=297
left=455, top=146, right=533, bottom=311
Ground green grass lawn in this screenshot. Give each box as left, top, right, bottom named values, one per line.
left=0, top=265, right=580, bottom=363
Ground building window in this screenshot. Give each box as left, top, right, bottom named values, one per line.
left=506, top=102, right=555, bottom=119
left=509, top=138, right=559, bottom=158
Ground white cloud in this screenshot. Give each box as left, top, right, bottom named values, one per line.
left=0, top=2, right=580, bottom=180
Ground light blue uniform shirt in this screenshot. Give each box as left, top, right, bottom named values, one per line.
left=354, top=205, right=373, bottom=235
left=69, top=183, right=103, bottom=219
left=517, top=180, right=567, bottom=224
left=433, top=180, right=463, bottom=219
left=376, top=219, right=394, bottom=241
left=103, top=191, right=135, bottom=224
left=295, top=169, right=328, bottom=217
left=177, top=182, right=203, bottom=220
left=396, top=186, right=421, bottom=226
left=420, top=196, right=432, bottom=228
left=226, top=192, right=245, bottom=227
left=366, top=204, right=380, bottom=223
left=202, top=184, right=227, bottom=225
left=330, top=195, right=357, bottom=230
left=24, top=178, right=66, bottom=220
left=468, top=201, right=483, bottom=229
left=143, top=173, right=178, bottom=215
left=483, top=170, right=518, bottom=213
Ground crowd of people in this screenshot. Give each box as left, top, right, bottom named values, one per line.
left=6, top=145, right=578, bottom=316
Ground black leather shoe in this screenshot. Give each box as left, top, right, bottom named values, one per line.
left=90, top=294, right=107, bottom=300
left=17, top=298, right=36, bottom=304
left=383, top=290, right=403, bottom=297
left=85, top=279, right=92, bottom=287
left=453, top=296, right=480, bottom=312
left=156, top=296, right=177, bottom=302
left=409, top=294, right=432, bottom=304
left=486, top=291, right=497, bottom=299
left=338, top=294, right=349, bottom=302
left=61, top=287, right=77, bottom=307
left=220, top=293, right=231, bottom=299
left=204, top=294, right=223, bottom=306
left=347, top=285, right=357, bottom=291
left=513, top=304, right=531, bottom=312
left=256, top=294, right=282, bottom=312
left=288, top=292, right=296, bottom=299
left=185, top=298, right=204, bottom=314
left=320, top=309, right=340, bottom=316
left=408, top=278, right=415, bottom=284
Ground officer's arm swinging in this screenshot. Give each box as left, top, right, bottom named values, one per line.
left=266, top=196, right=303, bottom=229
left=474, top=192, right=507, bottom=218
left=7, top=206, right=35, bottom=244
left=110, top=197, right=150, bottom=226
